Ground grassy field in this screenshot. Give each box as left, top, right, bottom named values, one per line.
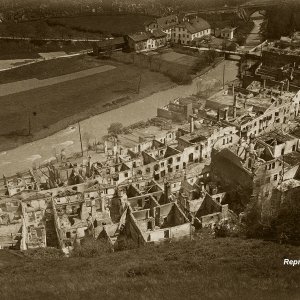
left=0, top=54, right=109, bottom=83
left=0, top=39, right=94, bottom=60
left=0, top=236, right=299, bottom=300
left=0, top=55, right=173, bottom=151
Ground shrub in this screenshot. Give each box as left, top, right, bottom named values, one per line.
left=242, top=200, right=300, bottom=245
left=114, top=238, right=137, bottom=252
left=22, top=247, right=64, bottom=259
left=108, top=122, right=123, bottom=135
left=71, top=237, right=111, bottom=257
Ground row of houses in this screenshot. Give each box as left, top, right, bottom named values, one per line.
left=0, top=173, right=230, bottom=252
left=0, top=100, right=239, bottom=251
left=93, top=14, right=236, bottom=54
left=128, top=15, right=212, bottom=52
left=1, top=77, right=300, bottom=251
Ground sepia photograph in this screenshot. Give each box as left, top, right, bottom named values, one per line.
left=0, top=0, right=299, bottom=299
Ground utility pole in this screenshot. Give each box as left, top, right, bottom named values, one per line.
left=28, top=111, right=37, bottom=136
left=28, top=113, right=31, bottom=136
left=78, top=122, right=84, bottom=157
left=137, top=74, right=142, bottom=94
left=222, top=61, right=226, bottom=90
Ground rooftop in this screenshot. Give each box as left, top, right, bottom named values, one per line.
left=291, top=126, right=300, bottom=139
left=179, top=122, right=222, bottom=143
left=94, top=37, right=125, bottom=48
left=283, top=151, right=300, bottom=167
left=151, top=29, right=167, bottom=39
left=128, top=31, right=150, bottom=42
left=258, top=131, right=297, bottom=146
left=157, top=15, right=178, bottom=29
left=183, top=18, right=211, bottom=34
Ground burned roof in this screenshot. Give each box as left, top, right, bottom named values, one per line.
left=283, top=151, right=300, bottom=167
left=258, top=131, right=297, bottom=145
left=291, top=126, right=300, bottom=139
left=179, top=123, right=221, bottom=143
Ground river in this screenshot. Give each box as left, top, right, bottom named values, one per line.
left=0, top=60, right=239, bottom=176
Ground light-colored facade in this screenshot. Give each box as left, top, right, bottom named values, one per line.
left=172, top=18, right=211, bottom=45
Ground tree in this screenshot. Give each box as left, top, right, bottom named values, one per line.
left=108, top=122, right=123, bottom=136
left=57, top=26, right=69, bottom=40
left=5, top=22, right=21, bottom=38
left=34, top=21, right=49, bottom=39
left=18, top=24, right=35, bottom=38
left=205, top=50, right=217, bottom=64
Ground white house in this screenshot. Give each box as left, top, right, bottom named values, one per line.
left=172, top=17, right=211, bottom=45
left=145, top=15, right=178, bottom=41
left=220, top=27, right=236, bottom=40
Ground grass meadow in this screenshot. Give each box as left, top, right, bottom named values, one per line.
left=0, top=237, right=299, bottom=300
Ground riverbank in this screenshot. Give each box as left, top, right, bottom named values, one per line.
left=0, top=59, right=239, bottom=176
left=0, top=55, right=175, bottom=152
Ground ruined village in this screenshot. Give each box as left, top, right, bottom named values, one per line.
left=0, top=0, right=299, bottom=299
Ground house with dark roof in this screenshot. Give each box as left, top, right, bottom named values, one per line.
left=172, top=17, right=211, bottom=45
left=92, top=37, right=125, bottom=56
left=145, top=15, right=178, bottom=41
left=126, top=30, right=167, bottom=52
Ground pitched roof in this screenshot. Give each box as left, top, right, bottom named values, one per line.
left=151, top=29, right=167, bottom=39
left=128, top=32, right=150, bottom=42
left=184, top=18, right=211, bottom=34
left=128, top=30, right=167, bottom=43
left=221, top=27, right=236, bottom=33
left=157, top=14, right=178, bottom=29
left=94, top=37, right=125, bottom=48
left=144, top=19, right=156, bottom=26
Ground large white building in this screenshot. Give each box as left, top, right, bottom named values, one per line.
left=145, top=15, right=178, bottom=41
left=172, top=17, right=211, bottom=45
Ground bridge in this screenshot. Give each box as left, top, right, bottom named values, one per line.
left=186, top=0, right=284, bottom=21
left=238, top=0, right=285, bottom=20
left=183, top=43, right=266, bottom=61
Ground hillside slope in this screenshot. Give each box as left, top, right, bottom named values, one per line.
left=0, top=237, right=299, bottom=300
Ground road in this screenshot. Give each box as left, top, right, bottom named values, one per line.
left=0, top=65, right=116, bottom=97
left=0, top=50, right=93, bottom=72
left=0, top=36, right=101, bottom=42
left=242, top=12, right=264, bottom=52
left=0, top=60, right=239, bottom=176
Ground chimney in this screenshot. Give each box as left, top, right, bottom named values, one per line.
left=190, top=115, right=194, bottom=133
left=217, top=108, right=221, bottom=121
left=199, top=181, right=205, bottom=192
left=280, top=82, right=284, bottom=95
left=164, top=180, right=171, bottom=204
left=223, top=108, right=228, bottom=121
left=244, top=147, right=249, bottom=162
left=233, top=95, right=237, bottom=118
left=263, top=79, right=266, bottom=89
left=287, top=79, right=290, bottom=92
left=232, top=84, right=235, bottom=96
